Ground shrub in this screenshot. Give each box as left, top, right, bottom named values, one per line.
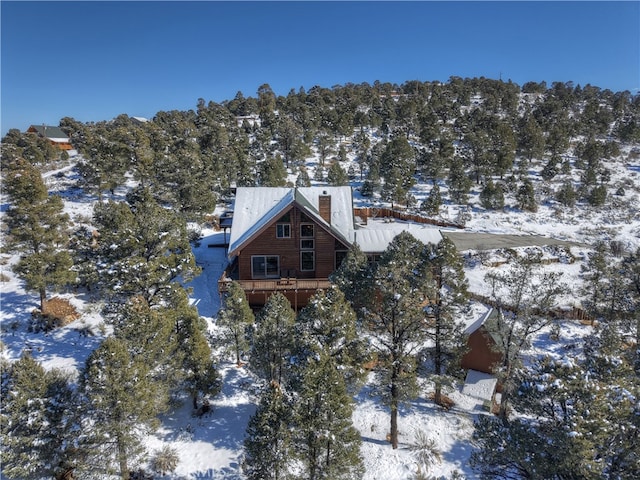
left=151, top=445, right=180, bottom=476
left=32, top=297, right=80, bottom=331
left=409, top=430, right=442, bottom=472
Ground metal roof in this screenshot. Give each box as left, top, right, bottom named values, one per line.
left=227, top=187, right=355, bottom=258
left=28, top=125, right=69, bottom=140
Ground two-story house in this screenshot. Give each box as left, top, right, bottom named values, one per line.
left=220, top=186, right=443, bottom=309
left=220, top=186, right=355, bottom=309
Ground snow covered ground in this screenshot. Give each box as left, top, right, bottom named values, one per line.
left=2, top=149, right=635, bottom=478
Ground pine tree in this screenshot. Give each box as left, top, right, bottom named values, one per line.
left=422, top=238, right=469, bottom=406
left=479, top=180, right=505, bottom=210
left=293, top=353, right=365, bottom=480
left=380, top=135, right=416, bottom=207
left=364, top=232, right=431, bottom=449
left=92, top=187, right=200, bottom=306
left=4, top=159, right=75, bottom=311
left=250, top=293, right=296, bottom=385
left=81, top=336, right=165, bottom=479
left=517, top=115, right=545, bottom=162
left=0, top=354, right=82, bottom=480
left=515, top=179, right=537, bottom=212
left=296, top=166, right=312, bottom=187
left=243, top=381, right=294, bottom=480
left=447, top=157, right=472, bottom=205
left=111, top=296, right=179, bottom=389
left=314, top=164, right=326, bottom=182
left=329, top=242, right=371, bottom=313
left=76, top=124, right=129, bottom=198
left=420, top=183, right=442, bottom=216
left=258, top=155, right=288, bottom=187
left=556, top=181, right=577, bottom=207
left=295, top=286, right=369, bottom=393
left=166, top=287, right=221, bottom=409
left=218, top=281, right=255, bottom=365
left=587, top=184, right=607, bottom=206
left=484, top=252, right=567, bottom=418
left=327, top=161, right=349, bottom=186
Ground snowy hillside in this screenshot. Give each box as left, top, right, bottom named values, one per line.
left=2, top=153, right=622, bottom=479
left=2, top=80, right=639, bottom=478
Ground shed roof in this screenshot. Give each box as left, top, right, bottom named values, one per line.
left=462, top=369, right=498, bottom=402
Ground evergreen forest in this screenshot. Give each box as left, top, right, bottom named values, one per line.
left=1, top=77, right=639, bottom=479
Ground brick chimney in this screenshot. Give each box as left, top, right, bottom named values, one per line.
left=319, top=191, right=331, bottom=224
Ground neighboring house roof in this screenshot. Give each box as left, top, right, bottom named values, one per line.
left=28, top=125, right=69, bottom=141
left=228, top=186, right=355, bottom=257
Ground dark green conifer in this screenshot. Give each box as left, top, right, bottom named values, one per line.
left=0, top=354, right=82, bottom=480
left=295, top=286, right=370, bottom=393
left=81, top=336, right=165, bottom=479
left=218, top=281, right=255, bottom=365
left=243, top=382, right=294, bottom=480
left=293, top=353, right=365, bottom=480
left=250, top=293, right=296, bottom=385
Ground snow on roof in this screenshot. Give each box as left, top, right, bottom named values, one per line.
left=462, top=369, right=498, bottom=402
left=227, top=187, right=444, bottom=259
left=463, top=307, right=494, bottom=335
left=296, top=186, right=355, bottom=241
left=462, top=307, right=503, bottom=347
left=227, top=187, right=355, bottom=257
left=354, top=221, right=443, bottom=252
left=228, top=187, right=293, bottom=256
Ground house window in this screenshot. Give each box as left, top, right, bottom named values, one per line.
left=300, top=212, right=312, bottom=223
left=252, top=255, right=280, bottom=278
left=301, top=251, right=315, bottom=271
left=301, top=239, right=314, bottom=250
left=276, top=224, right=291, bottom=238
left=301, top=224, right=314, bottom=238
left=279, top=212, right=291, bottom=222
left=335, top=250, right=348, bottom=269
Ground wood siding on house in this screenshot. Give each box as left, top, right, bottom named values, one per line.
left=460, top=326, right=503, bottom=374
left=236, top=205, right=347, bottom=283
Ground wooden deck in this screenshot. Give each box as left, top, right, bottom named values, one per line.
left=218, top=277, right=331, bottom=294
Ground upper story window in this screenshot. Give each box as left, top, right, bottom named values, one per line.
left=276, top=212, right=291, bottom=238
left=300, top=224, right=314, bottom=238
left=276, top=224, right=291, bottom=238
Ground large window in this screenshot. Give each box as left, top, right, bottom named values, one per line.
left=252, top=255, right=280, bottom=278
left=300, top=223, right=314, bottom=271
left=300, top=251, right=315, bottom=271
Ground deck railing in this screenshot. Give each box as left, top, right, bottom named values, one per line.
left=218, top=277, right=331, bottom=294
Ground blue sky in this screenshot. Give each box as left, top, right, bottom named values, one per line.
left=2, top=1, right=639, bottom=135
